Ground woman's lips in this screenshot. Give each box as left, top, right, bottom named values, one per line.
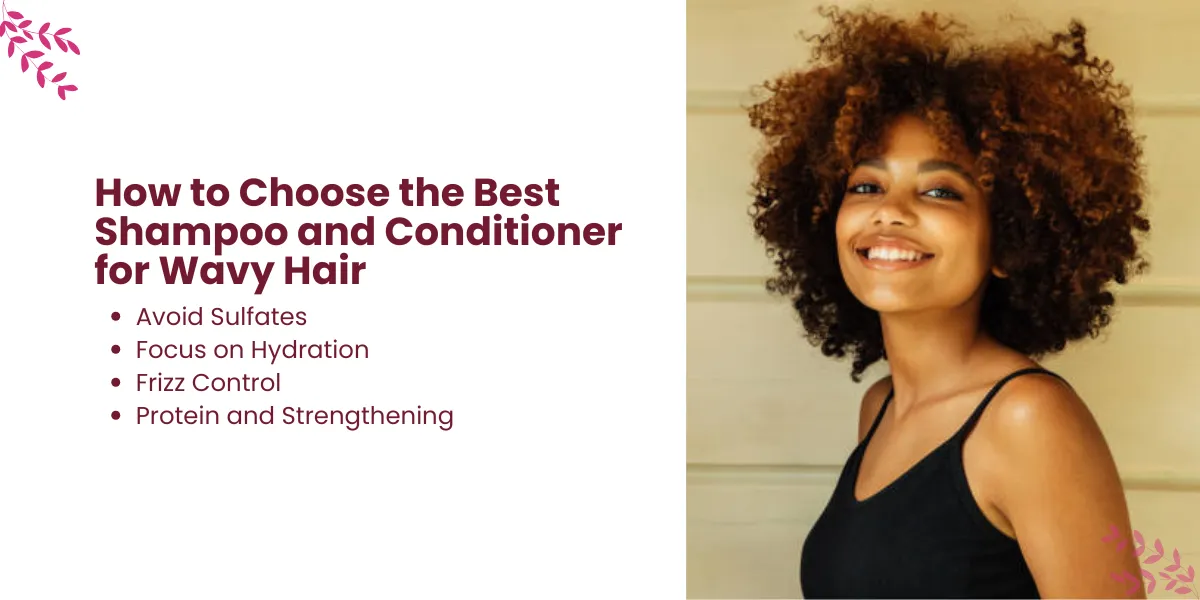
left=854, top=248, right=935, bottom=271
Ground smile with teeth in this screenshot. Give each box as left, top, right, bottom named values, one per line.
left=857, top=247, right=934, bottom=262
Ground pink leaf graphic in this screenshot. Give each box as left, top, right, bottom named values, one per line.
left=25, top=50, right=42, bottom=58
left=1157, top=539, right=1166, bottom=554
left=38, top=61, right=53, bottom=71
left=1143, top=569, right=1157, bottom=594
left=2, top=19, right=15, bottom=31
left=1169, top=565, right=1181, bottom=572
left=18, top=19, right=30, bottom=28
left=38, top=34, right=49, bottom=49
left=51, top=71, right=65, bottom=83
left=54, top=37, right=66, bottom=52
left=62, top=84, right=77, bottom=91
left=1104, top=525, right=1120, bottom=543
left=19, top=54, right=28, bottom=72
left=1175, top=549, right=1182, bottom=564
left=54, top=27, right=70, bottom=35
left=36, top=70, right=45, bottom=88
left=67, top=40, right=78, bottom=54
left=1167, top=580, right=1178, bottom=591
left=6, top=10, right=23, bottom=19
left=37, top=22, right=48, bottom=34
left=11, top=35, right=25, bottom=43
left=6, top=41, right=13, bottom=57
left=1121, top=572, right=1139, bottom=596
left=1117, top=570, right=1141, bottom=596
left=57, top=86, right=66, bottom=100
left=1176, top=588, right=1191, bottom=595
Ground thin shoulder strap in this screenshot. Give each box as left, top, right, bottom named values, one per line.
left=861, top=387, right=895, bottom=446
left=955, top=366, right=1069, bottom=440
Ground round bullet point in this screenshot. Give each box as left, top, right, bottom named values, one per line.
left=111, top=344, right=120, bottom=354
left=111, top=311, right=120, bottom=321
left=111, top=377, right=120, bottom=387
left=111, top=411, right=120, bottom=420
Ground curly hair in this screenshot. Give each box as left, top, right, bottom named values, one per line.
left=748, top=7, right=1151, bottom=382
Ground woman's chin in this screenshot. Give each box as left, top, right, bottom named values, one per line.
left=853, top=291, right=922, bottom=314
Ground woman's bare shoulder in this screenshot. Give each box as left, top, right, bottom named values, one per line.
left=977, top=371, right=1139, bottom=596
left=984, top=371, right=1094, bottom=446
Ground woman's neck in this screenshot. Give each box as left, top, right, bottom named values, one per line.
left=879, top=299, right=1005, bottom=417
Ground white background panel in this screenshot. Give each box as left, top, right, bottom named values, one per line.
left=0, top=0, right=687, bottom=598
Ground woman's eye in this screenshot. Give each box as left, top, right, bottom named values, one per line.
left=924, top=187, right=962, bottom=200
left=847, top=183, right=882, bottom=194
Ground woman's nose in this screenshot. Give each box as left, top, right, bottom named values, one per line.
left=872, top=191, right=917, bottom=226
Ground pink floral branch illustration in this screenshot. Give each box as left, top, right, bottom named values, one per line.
left=1110, top=570, right=1144, bottom=596
left=1104, top=524, right=1197, bottom=597
left=0, top=0, right=79, bottom=99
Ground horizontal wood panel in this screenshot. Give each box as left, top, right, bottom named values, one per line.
left=688, top=275, right=1200, bottom=307
left=688, top=90, right=1200, bottom=117
left=688, top=380, right=858, bottom=466
left=685, top=112, right=771, bottom=276
left=687, top=112, right=1200, bottom=281
left=688, top=0, right=1200, bottom=102
left=687, top=300, right=1200, bottom=475
left=688, top=475, right=829, bottom=598
left=687, top=471, right=1200, bottom=599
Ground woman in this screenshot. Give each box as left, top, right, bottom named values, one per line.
left=747, top=7, right=1151, bottom=598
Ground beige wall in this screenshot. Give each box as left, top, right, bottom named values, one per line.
left=686, top=1, right=1200, bottom=597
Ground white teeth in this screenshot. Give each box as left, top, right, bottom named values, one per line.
left=866, top=247, right=926, bottom=261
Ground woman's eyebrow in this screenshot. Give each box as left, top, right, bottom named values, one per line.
left=855, top=158, right=888, bottom=170
left=852, top=157, right=980, bottom=188
left=918, top=159, right=976, bottom=183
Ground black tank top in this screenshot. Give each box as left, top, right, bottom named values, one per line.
left=800, top=367, right=1067, bottom=598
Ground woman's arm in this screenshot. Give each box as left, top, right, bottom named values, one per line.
left=985, top=374, right=1145, bottom=598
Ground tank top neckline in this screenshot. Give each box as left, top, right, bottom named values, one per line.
left=848, top=366, right=1061, bottom=507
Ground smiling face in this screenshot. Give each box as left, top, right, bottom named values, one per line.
left=835, top=114, right=996, bottom=315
